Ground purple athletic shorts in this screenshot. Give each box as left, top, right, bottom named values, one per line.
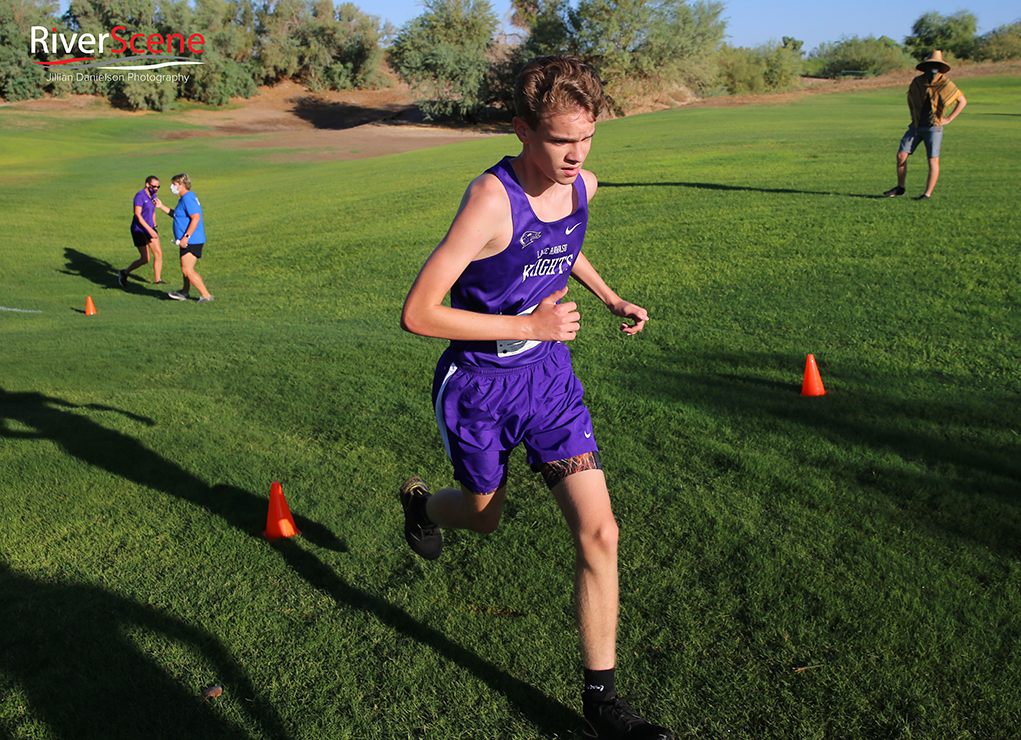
left=432, top=342, right=599, bottom=494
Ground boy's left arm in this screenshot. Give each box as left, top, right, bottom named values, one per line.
left=570, top=252, right=648, bottom=336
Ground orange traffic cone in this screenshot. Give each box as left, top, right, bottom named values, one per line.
left=263, top=481, right=301, bottom=541
left=801, top=354, right=826, bottom=397
left=85, top=296, right=97, bottom=316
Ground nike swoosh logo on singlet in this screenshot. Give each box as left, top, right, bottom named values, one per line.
left=566, top=223, right=580, bottom=235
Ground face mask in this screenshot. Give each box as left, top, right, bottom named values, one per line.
left=924, top=68, right=939, bottom=83
left=170, top=184, right=180, bottom=195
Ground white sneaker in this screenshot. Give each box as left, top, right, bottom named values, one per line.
left=168, top=291, right=189, bottom=301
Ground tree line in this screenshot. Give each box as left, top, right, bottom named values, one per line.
left=0, top=0, right=389, bottom=108
left=2, top=0, right=1019, bottom=117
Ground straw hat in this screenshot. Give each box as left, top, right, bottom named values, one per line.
left=916, top=50, right=951, bottom=74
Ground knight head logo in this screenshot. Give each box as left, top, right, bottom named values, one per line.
left=520, top=231, right=541, bottom=248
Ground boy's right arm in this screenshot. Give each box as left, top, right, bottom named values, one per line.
left=401, top=175, right=580, bottom=343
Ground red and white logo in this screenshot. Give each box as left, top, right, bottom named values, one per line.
left=31, top=25, right=205, bottom=70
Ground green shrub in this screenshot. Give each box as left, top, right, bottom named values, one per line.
left=517, top=0, right=726, bottom=103
left=809, top=35, right=915, bottom=78
left=184, top=52, right=258, bottom=106
left=388, top=0, right=497, bottom=121
left=111, top=73, right=178, bottom=111
left=0, top=0, right=55, bottom=101
left=904, top=10, right=978, bottom=60
left=977, top=20, right=1021, bottom=61
left=717, top=44, right=766, bottom=94
left=716, top=40, right=801, bottom=95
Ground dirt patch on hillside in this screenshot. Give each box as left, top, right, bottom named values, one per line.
left=0, top=78, right=510, bottom=162
left=165, top=80, right=512, bottom=162
left=3, top=61, right=1018, bottom=160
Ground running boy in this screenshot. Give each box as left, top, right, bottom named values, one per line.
left=399, top=55, right=673, bottom=740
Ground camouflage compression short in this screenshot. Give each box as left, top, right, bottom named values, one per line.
left=534, top=451, right=603, bottom=490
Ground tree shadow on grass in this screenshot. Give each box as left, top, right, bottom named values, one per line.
left=0, top=389, right=346, bottom=550
left=600, top=181, right=887, bottom=199
left=0, top=388, right=579, bottom=737
left=288, top=95, right=416, bottom=130
left=58, top=247, right=165, bottom=299
left=625, top=351, right=1021, bottom=553
left=0, top=561, right=288, bottom=740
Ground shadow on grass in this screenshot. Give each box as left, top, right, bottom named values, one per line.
left=289, top=96, right=415, bottom=130
left=0, top=388, right=579, bottom=737
left=0, top=561, right=288, bottom=740
left=627, top=351, right=1021, bottom=552
left=58, top=247, right=166, bottom=298
left=271, top=537, right=580, bottom=733
left=600, top=180, right=887, bottom=199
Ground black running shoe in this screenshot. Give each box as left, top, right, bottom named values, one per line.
left=118, top=270, right=126, bottom=287
left=583, top=693, right=675, bottom=740
left=883, top=186, right=905, bottom=197
left=400, top=477, right=442, bottom=560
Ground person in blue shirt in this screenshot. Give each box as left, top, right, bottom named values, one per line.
left=156, top=173, right=213, bottom=303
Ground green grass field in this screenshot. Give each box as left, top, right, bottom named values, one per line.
left=1, top=75, right=1019, bottom=739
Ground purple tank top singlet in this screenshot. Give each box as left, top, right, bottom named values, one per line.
left=446, top=156, right=589, bottom=369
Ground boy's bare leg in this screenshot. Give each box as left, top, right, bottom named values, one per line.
left=885, top=152, right=909, bottom=196
left=895, top=151, right=909, bottom=189
left=550, top=468, right=619, bottom=671
left=427, top=485, right=507, bottom=534
left=551, top=468, right=674, bottom=738
left=923, top=157, right=940, bottom=197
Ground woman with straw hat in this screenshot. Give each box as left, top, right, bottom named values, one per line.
left=884, top=50, right=968, bottom=200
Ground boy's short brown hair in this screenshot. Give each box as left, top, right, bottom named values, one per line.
left=514, top=55, right=606, bottom=129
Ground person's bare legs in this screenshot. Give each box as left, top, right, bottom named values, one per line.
left=123, top=242, right=151, bottom=277
left=895, top=151, right=909, bottom=189
left=426, top=485, right=507, bottom=534
left=180, top=252, right=211, bottom=299
left=550, top=468, right=619, bottom=671
left=922, top=156, right=940, bottom=197
left=424, top=470, right=618, bottom=668
left=411, top=468, right=671, bottom=736
left=149, top=238, right=163, bottom=282
left=884, top=151, right=910, bottom=196
left=428, top=469, right=619, bottom=668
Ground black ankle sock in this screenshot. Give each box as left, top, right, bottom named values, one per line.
left=583, top=668, right=616, bottom=702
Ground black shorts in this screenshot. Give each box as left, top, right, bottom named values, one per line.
left=180, top=242, right=204, bottom=259
left=132, top=229, right=156, bottom=247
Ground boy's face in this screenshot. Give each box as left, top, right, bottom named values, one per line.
left=516, top=107, right=596, bottom=186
